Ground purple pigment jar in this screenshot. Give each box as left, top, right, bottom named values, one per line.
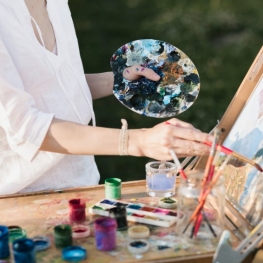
left=94, top=217, right=117, bottom=251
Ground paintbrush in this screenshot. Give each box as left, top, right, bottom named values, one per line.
left=190, top=128, right=220, bottom=237
left=204, top=141, right=263, bottom=172
left=202, top=128, right=221, bottom=185
left=169, top=149, right=188, bottom=181
left=183, top=155, right=232, bottom=235
left=169, top=149, right=217, bottom=237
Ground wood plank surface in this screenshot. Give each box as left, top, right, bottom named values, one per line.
left=0, top=180, right=255, bottom=263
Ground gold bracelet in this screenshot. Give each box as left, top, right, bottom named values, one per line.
left=119, top=119, right=129, bottom=156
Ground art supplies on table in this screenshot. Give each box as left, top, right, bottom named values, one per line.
left=158, top=197, right=178, bottom=209
left=53, top=224, right=72, bottom=249
left=0, top=225, right=10, bottom=259
left=72, top=225, right=90, bottom=239
left=62, top=246, right=87, bottom=262
left=128, top=225, right=150, bottom=239
left=127, top=240, right=150, bottom=254
left=89, top=199, right=181, bottom=227
left=33, top=236, right=50, bottom=251
left=94, top=217, right=117, bottom=251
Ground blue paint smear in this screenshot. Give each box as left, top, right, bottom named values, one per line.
left=130, top=241, right=147, bottom=248
left=127, top=204, right=142, bottom=210
left=157, top=245, right=170, bottom=250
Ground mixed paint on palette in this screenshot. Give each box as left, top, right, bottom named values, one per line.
left=89, top=199, right=181, bottom=227
left=110, top=39, right=200, bottom=118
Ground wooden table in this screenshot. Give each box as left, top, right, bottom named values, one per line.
left=0, top=180, right=255, bottom=263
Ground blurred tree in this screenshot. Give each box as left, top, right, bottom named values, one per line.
left=68, top=0, right=263, bottom=183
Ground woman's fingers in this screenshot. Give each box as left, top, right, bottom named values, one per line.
left=138, top=119, right=213, bottom=160
left=123, top=65, right=160, bottom=81
left=165, top=119, right=214, bottom=143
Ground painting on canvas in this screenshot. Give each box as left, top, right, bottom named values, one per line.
left=221, top=76, right=263, bottom=226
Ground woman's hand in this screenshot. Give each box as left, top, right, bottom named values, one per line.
left=123, top=64, right=160, bottom=81
left=128, top=118, right=213, bottom=160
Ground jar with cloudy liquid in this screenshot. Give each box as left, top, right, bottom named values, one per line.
left=145, top=161, right=177, bottom=197
left=176, top=170, right=225, bottom=244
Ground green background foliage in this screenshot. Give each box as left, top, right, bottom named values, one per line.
left=68, top=0, right=263, bottom=183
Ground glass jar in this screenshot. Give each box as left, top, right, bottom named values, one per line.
left=0, top=225, right=10, bottom=259
left=176, top=169, right=225, bottom=244
left=54, top=224, right=72, bottom=249
left=109, top=205, right=128, bottom=231
left=94, top=217, right=117, bottom=251
left=12, top=238, right=36, bottom=263
left=145, top=161, right=177, bottom=197
left=105, top=178, right=122, bottom=199
left=68, top=199, right=86, bottom=224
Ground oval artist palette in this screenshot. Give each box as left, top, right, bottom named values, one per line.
left=110, top=39, right=200, bottom=118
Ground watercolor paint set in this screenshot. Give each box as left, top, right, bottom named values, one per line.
left=88, top=199, right=182, bottom=227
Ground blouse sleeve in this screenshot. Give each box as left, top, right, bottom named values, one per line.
left=0, top=38, right=55, bottom=162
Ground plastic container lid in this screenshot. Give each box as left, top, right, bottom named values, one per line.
left=127, top=240, right=150, bottom=254
left=94, top=217, right=117, bottom=231
left=33, top=236, right=50, bottom=251
left=128, top=225, right=150, bottom=239
left=105, top=178, right=121, bottom=186
left=158, top=197, right=178, bottom=209
left=9, top=228, right=27, bottom=243
left=54, top=224, right=72, bottom=236
left=68, top=199, right=86, bottom=209
left=72, top=225, right=90, bottom=239
left=12, top=238, right=35, bottom=252
left=0, top=225, right=8, bottom=237
left=62, top=246, right=87, bottom=262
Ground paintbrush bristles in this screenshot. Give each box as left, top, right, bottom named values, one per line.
left=232, top=152, right=263, bottom=172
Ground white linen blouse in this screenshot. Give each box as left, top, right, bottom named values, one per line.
left=0, top=0, right=100, bottom=195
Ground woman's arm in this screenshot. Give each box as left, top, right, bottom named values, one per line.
left=85, top=72, right=114, bottom=100
left=85, top=65, right=161, bottom=100
left=39, top=118, right=213, bottom=160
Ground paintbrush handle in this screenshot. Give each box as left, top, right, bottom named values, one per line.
left=190, top=167, right=225, bottom=223
left=204, top=141, right=233, bottom=155
left=232, top=151, right=256, bottom=166
left=205, top=142, right=263, bottom=172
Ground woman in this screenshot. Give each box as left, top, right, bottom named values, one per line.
left=0, top=0, right=212, bottom=195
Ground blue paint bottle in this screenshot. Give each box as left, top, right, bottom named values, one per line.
left=12, top=238, right=36, bottom=263
left=0, top=225, right=10, bottom=259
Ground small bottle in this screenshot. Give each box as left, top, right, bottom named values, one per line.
left=109, top=205, right=128, bottom=230
left=12, top=238, right=36, bottom=263
left=94, top=217, right=117, bottom=251
left=9, top=227, right=27, bottom=243
left=105, top=178, right=121, bottom=199
left=68, top=199, right=86, bottom=224
left=54, top=224, right=72, bottom=249
left=0, top=225, right=10, bottom=259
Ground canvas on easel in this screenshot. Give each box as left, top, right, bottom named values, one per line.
left=196, top=46, right=263, bottom=233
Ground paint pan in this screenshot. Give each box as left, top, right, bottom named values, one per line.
left=89, top=199, right=180, bottom=227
